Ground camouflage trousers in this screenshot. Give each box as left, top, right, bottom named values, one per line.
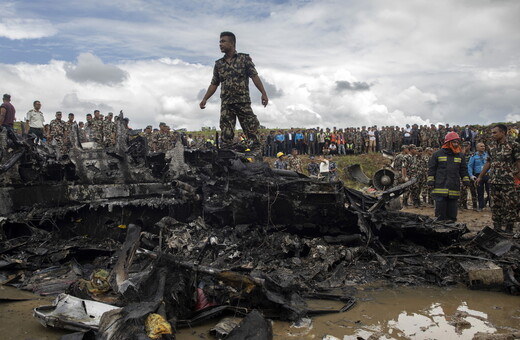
left=220, top=103, right=259, bottom=145
left=409, top=181, right=421, bottom=206
left=459, top=180, right=477, bottom=208
left=490, top=184, right=520, bottom=229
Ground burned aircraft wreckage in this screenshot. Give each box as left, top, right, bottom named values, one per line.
left=1, top=115, right=519, bottom=339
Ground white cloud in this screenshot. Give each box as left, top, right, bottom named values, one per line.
left=65, top=53, right=128, bottom=85
left=1, top=0, right=520, bottom=130
left=0, top=18, right=57, bottom=40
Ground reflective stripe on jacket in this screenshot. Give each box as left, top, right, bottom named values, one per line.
left=427, top=148, right=469, bottom=198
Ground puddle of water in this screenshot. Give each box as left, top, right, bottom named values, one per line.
left=1, top=284, right=519, bottom=339
left=178, top=285, right=520, bottom=340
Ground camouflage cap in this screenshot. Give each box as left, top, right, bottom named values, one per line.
left=408, top=144, right=416, bottom=149
left=159, top=122, right=166, bottom=127
left=462, top=141, right=470, bottom=146
left=401, top=145, right=409, bottom=149
left=146, top=125, right=153, bottom=129
left=107, top=112, right=114, bottom=116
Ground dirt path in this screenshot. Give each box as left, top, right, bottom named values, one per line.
left=403, top=205, right=493, bottom=234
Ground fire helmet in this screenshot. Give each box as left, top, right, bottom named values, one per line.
left=444, top=131, right=460, bottom=143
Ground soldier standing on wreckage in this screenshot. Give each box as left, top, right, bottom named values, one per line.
left=103, top=112, right=116, bottom=147
left=476, top=124, right=520, bottom=233
left=199, top=31, right=269, bottom=155
left=427, top=132, right=470, bottom=222
left=48, top=111, right=67, bottom=155
left=91, top=110, right=104, bottom=147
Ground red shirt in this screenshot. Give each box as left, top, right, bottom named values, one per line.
left=1, top=102, right=16, bottom=127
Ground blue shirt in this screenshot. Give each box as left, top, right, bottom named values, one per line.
left=275, top=134, right=285, bottom=142
left=295, top=132, right=304, bottom=141
left=468, top=151, right=488, bottom=177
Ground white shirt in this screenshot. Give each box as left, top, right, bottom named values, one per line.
left=319, top=160, right=330, bottom=173
left=26, top=109, right=45, bottom=128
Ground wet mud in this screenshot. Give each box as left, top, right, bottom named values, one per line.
left=174, top=285, right=520, bottom=340
left=3, top=284, right=519, bottom=340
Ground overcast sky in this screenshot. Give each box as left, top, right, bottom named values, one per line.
left=1, top=0, right=519, bottom=130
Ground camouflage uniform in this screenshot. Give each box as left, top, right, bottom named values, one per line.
left=329, top=160, right=338, bottom=181
left=307, top=162, right=319, bottom=176
left=211, top=53, right=260, bottom=146
left=288, top=155, right=303, bottom=173
left=459, top=151, right=478, bottom=209
left=393, top=152, right=406, bottom=181
left=354, top=130, right=363, bottom=154
left=103, top=120, right=116, bottom=147
left=91, top=117, right=104, bottom=147
left=63, top=120, right=75, bottom=153
left=407, top=152, right=422, bottom=207
left=385, top=127, right=394, bottom=151
left=79, top=127, right=88, bottom=143
left=49, top=118, right=67, bottom=151
left=144, top=131, right=155, bottom=151
left=430, top=128, right=440, bottom=148
left=154, top=131, right=174, bottom=152
left=273, top=159, right=287, bottom=170
left=420, top=153, right=431, bottom=204
left=487, top=139, right=520, bottom=231
left=393, top=127, right=402, bottom=151
left=420, top=127, right=429, bottom=148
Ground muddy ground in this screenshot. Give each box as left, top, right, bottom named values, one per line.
left=403, top=205, right=494, bottom=234
left=2, top=283, right=520, bottom=340
left=2, top=207, right=518, bottom=340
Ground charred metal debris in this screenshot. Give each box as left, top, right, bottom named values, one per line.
left=1, top=116, right=519, bottom=340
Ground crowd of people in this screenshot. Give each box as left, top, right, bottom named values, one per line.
left=2, top=93, right=520, bottom=233
left=258, top=123, right=519, bottom=157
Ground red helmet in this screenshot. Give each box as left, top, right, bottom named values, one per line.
left=444, top=131, right=460, bottom=143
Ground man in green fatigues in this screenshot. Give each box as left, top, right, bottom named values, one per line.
left=200, top=31, right=269, bottom=152
left=476, top=124, right=520, bottom=232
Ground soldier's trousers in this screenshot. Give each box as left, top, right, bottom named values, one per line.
left=490, top=184, right=519, bottom=229
left=459, top=181, right=477, bottom=208
left=220, top=103, right=260, bottom=145
left=410, top=182, right=421, bottom=206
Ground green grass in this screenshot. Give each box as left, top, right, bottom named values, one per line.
left=296, top=153, right=390, bottom=189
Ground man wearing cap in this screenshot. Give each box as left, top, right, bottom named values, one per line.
left=143, top=125, right=154, bottom=151
left=427, top=132, right=470, bottom=221
left=0, top=94, right=16, bottom=133
left=63, top=113, right=76, bottom=153
left=103, top=112, right=116, bottom=147
left=91, top=110, right=104, bottom=147
left=476, top=124, right=520, bottom=232
left=48, top=111, right=67, bottom=154
left=274, top=152, right=287, bottom=170
left=25, top=100, right=45, bottom=144
left=153, top=122, right=174, bottom=152
left=200, top=31, right=268, bottom=153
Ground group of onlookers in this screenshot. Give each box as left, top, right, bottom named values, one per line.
left=258, top=123, right=519, bottom=158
